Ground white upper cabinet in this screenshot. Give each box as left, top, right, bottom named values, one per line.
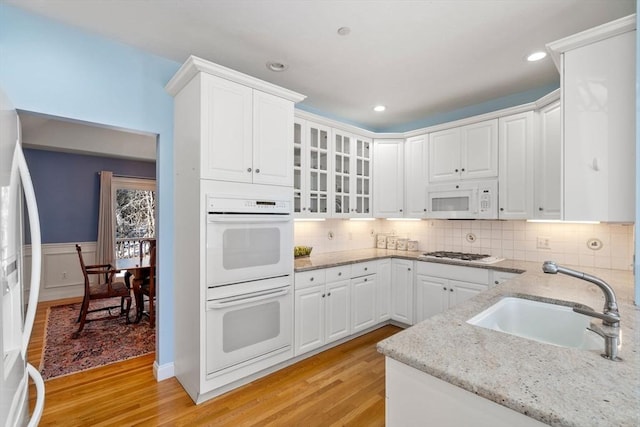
left=200, top=74, right=253, bottom=183
left=547, top=16, right=636, bottom=222
left=404, top=134, right=428, bottom=217
left=252, top=90, right=295, bottom=186
left=332, top=130, right=372, bottom=218
left=498, top=111, right=534, bottom=219
left=294, top=119, right=330, bottom=216
left=429, top=119, right=498, bottom=183
left=533, top=100, right=561, bottom=220
left=166, top=56, right=305, bottom=186
left=373, top=139, right=404, bottom=217
left=200, top=74, right=294, bottom=185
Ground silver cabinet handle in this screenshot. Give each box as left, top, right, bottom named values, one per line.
left=256, top=168, right=260, bottom=173
left=247, top=167, right=252, bottom=172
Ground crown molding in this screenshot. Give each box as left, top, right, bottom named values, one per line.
left=546, top=14, right=636, bottom=70
left=165, top=55, right=306, bottom=103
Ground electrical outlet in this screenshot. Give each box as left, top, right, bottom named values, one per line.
left=536, top=237, right=551, bottom=250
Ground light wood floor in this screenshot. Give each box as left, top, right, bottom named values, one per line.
left=28, top=298, right=401, bottom=426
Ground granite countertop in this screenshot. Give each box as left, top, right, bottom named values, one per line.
left=377, top=260, right=639, bottom=427
left=294, top=248, right=525, bottom=274
left=295, top=249, right=638, bottom=425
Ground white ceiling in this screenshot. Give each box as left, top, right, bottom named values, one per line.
left=8, top=0, right=636, bottom=132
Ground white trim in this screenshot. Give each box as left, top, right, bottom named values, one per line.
left=154, top=361, right=175, bottom=381
left=165, top=55, right=306, bottom=103
left=294, top=109, right=383, bottom=139
left=296, top=90, right=561, bottom=140
left=546, top=14, right=636, bottom=70
left=23, top=242, right=96, bottom=301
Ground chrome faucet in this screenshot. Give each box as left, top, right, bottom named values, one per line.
left=542, top=261, right=621, bottom=361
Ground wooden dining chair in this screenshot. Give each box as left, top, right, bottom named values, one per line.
left=133, top=242, right=156, bottom=328
left=74, top=244, right=132, bottom=338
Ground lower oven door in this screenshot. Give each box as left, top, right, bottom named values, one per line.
left=205, top=277, right=293, bottom=375
left=206, top=214, right=293, bottom=286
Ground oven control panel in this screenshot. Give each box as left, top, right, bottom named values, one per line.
left=207, top=195, right=291, bottom=214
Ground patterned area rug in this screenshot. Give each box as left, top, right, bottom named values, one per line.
left=39, top=297, right=155, bottom=380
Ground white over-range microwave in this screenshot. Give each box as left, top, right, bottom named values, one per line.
left=425, top=179, right=498, bottom=219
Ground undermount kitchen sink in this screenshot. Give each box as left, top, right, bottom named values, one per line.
left=467, top=296, right=602, bottom=350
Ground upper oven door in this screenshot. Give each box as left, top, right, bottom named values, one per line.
left=206, top=213, right=293, bottom=286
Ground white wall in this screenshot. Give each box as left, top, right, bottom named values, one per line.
left=295, top=219, right=634, bottom=271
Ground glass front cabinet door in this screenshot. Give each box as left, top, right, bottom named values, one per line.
left=294, top=119, right=330, bottom=217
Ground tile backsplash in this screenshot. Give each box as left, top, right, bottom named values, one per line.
left=294, top=219, right=634, bottom=271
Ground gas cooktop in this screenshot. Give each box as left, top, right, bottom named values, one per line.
left=419, top=251, right=505, bottom=264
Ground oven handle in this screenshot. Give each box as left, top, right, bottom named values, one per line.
left=207, top=215, right=291, bottom=224
left=207, top=287, right=289, bottom=309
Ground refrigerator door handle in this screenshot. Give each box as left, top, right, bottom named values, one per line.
left=26, top=363, right=44, bottom=426
left=13, top=142, right=42, bottom=356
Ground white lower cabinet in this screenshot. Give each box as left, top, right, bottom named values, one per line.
left=351, top=261, right=378, bottom=333
left=294, top=266, right=351, bottom=356
left=386, top=358, right=547, bottom=427
left=415, top=262, right=489, bottom=323
left=391, top=259, right=414, bottom=325
left=377, top=259, right=392, bottom=322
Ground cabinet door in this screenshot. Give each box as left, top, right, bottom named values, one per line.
left=391, top=259, right=414, bottom=325
left=306, top=123, right=330, bottom=215
left=252, top=90, right=294, bottom=186
left=293, top=119, right=304, bottom=214
left=201, top=74, right=253, bottom=182
left=448, top=280, right=487, bottom=308
left=415, top=275, right=448, bottom=323
left=351, top=275, right=377, bottom=333
left=534, top=101, right=561, bottom=220
left=405, top=135, right=428, bottom=217
left=376, top=259, right=392, bottom=322
left=325, top=280, right=351, bottom=343
left=428, top=128, right=460, bottom=183
left=563, top=31, right=635, bottom=222
left=498, top=112, right=533, bottom=219
left=460, top=119, right=498, bottom=180
left=373, top=139, right=404, bottom=217
left=352, top=136, right=372, bottom=217
left=333, top=130, right=352, bottom=217
left=294, top=286, right=325, bottom=356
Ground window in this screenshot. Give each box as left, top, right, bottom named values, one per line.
left=112, top=177, right=156, bottom=259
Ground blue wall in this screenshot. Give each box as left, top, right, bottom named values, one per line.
left=0, top=4, right=179, bottom=367
left=23, top=149, right=155, bottom=244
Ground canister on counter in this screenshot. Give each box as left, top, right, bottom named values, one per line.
left=397, top=238, right=408, bottom=251
left=407, top=240, right=419, bottom=251
left=386, top=235, right=398, bottom=250
left=376, top=234, right=388, bottom=249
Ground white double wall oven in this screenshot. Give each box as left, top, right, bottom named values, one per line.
left=204, top=182, right=294, bottom=377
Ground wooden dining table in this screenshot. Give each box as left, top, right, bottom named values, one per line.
left=116, top=256, right=152, bottom=323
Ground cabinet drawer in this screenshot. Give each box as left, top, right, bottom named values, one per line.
left=295, top=269, right=326, bottom=290
left=417, top=261, right=489, bottom=284
left=351, top=261, right=378, bottom=278
left=326, top=265, right=351, bottom=282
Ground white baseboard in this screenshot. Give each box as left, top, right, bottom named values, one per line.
left=154, top=361, right=175, bottom=381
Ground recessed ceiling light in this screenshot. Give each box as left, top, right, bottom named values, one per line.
left=526, top=51, right=547, bottom=62
left=266, top=61, right=288, bottom=72
left=337, top=27, right=351, bottom=36
left=373, top=105, right=386, bottom=112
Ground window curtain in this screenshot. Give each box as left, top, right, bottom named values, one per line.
left=96, top=171, right=115, bottom=265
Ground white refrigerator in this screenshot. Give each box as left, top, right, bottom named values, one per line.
left=0, top=88, right=45, bottom=426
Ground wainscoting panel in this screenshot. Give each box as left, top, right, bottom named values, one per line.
left=24, top=242, right=97, bottom=301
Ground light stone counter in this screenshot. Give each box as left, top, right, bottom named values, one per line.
left=377, top=260, right=639, bottom=427
left=294, top=249, right=638, bottom=425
